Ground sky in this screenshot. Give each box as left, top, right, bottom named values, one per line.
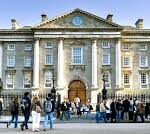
left=0, top=0, right=149, bottom=29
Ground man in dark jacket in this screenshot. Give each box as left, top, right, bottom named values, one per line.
left=43, top=93, right=55, bottom=131
left=123, top=97, right=130, bottom=120
left=20, top=92, right=31, bottom=131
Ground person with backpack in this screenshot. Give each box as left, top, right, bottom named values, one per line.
left=7, top=97, right=19, bottom=128
left=20, top=92, right=31, bottom=131
left=31, top=96, right=42, bottom=132
left=43, top=93, right=55, bottom=131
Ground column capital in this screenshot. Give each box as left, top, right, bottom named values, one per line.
left=57, top=37, right=64, bottom=41
left=34, top=37, right=40, bottom=42
left=91, top=38, right=98, bottom=43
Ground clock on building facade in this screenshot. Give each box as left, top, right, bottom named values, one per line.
left=72, top=16, right=82, bottom=26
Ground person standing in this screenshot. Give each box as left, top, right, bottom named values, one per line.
left=7, top=97, right=19, bottom=128
left=0, top=99, right=2, bottom=119
left=100, top=100, right=107, bottom=123
left=95, top=102, right=100, bottom=123
left=31, top=96, right=42, bottom=132
left=20, top=92, right=31, bottom=131
left=43, top=93, right=55, bottom=131
left=122, top=97, right=130, bottom=121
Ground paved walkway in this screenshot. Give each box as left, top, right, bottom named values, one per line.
left=0, top=123, right=150, bottom=134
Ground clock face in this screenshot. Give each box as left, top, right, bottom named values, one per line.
left=72, top=16, right=82, bottom=26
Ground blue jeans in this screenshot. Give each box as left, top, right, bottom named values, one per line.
left=100, top=112, right=107, bottom=122
left=66, top=110, right=70, bottom=120
left=96, top=112, right=100, bottom=123
left=8, top=114, right=18, bottom=128
left=116, top=111, right=121, bottom=122
left=44, top=112, right=54, bottom=129
left=22, top=112, right=30, bottom=128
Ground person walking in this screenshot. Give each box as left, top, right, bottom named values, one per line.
left=7, top=97, right=19, bottom=128
left=20, top=92, right=31, bottom=131
left=100, top=100, right=107, bottom=123
left=0, top=99, right=2, bottom=119
left=95, top=102, right=100, bottom=123
left=31, top=96, right=42, bottom=132
left=43, top=93, right=55, bottom=131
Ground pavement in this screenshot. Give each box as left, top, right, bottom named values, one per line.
left=0, top=123, right=150, bottom=134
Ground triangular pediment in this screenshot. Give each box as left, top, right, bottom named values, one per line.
left=33, top=8, right=122, bottom=29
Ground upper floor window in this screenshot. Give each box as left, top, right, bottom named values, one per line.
left=6, top=72, right=15, bottom=89
left=123, top=73, right=130, bottom=84
left=140, top=73, right=148, bottom=89
left=71, top=47, right=83, bottom=64
left=102, top=53, right=110, bottom=65
left=123, top=73, right=130, bottom=88
left=24, top=72, right=31, bottom=88
left=24, top=56, right=32, bottom=67
left=44, top=71, right=52, bottom=88
left=140, top=56, right=148, bottom=67
left=102, top=41, right=110, bottom=48
left=24, top=44, right=32, bottom=51
left=7, top=56, right=15, bottom=67
left=122, top=44, right=129, bottom=51
left=123, top=57, right=130, bottom=67
left=8, top=44, right=15, bottom=50
left=45, top=42, right=53, bottom=48
left=140, top=44, right=147, bottom=51
left=45, top=54, right=53, bottom=65
left=103, top=72, right=111, bottom=88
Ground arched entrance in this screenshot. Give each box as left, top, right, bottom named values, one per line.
left=68, top=80, right=86, bottom=104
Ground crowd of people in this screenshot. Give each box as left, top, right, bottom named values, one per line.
left=95, top=97, right=150, bottom=123
left=0, top=93, right=150, bottom=132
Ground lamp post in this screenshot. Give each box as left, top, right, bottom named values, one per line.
left=102, top=74, right=107, bottom=100
left=0, top=78, right=3, bottom=97
left=51, top=71, right=56, bottom=102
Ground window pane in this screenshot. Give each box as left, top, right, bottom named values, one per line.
left=72, top=48, right=82, bottom=64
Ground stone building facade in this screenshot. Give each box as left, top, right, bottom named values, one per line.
left=0, top=8, right=150, bottom=104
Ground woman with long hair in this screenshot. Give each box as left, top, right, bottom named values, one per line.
left=31, top=96, right=42, bottom=132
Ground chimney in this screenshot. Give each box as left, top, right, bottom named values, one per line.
left=106, top=14, right=113, bottom=22
left=11, top=19, right=19, bottom=30
left=41, top=14, right=48, bottom=22
left=135, top=19, right=143, bottom=29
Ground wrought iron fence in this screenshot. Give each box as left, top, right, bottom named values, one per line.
left=97, top=93, right=150, bottom=105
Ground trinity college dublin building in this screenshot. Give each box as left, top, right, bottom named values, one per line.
left=0, top=8, right=150, bottom=104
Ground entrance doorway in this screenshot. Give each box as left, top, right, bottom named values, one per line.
left=68, top=80, right=86, bottom=104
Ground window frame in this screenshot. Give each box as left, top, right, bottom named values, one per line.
left=122, top=44, right=129, bottom=51
left=45, top=42, right=53, bottom=49
left=23, top=72, right=31, bottom=88
left=44, top=71, right=52, bottom=88
left=6, top=72, right=15, bottom=89
left=71, top=47, right=83, bottom=64
left=24, top=44, right=32, bottom=51
left=7, top=44, right=15, bottom=51
left=140, top=56, right=148, bottom=67
left=7, top=55, right=15, bottom=67
left=123, top=57, right=130, bottom=67
left=102, top=41, right=110, bottom=48
left=140, top=44, right=147, bottom=51
left=24, top=56, right=32, bottom=67
left=45, top=54, right=53, bottom=65
left=102, top=53, right=110, bottom=65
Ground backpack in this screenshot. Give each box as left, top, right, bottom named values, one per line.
left=44, top=100, right=52, bottom=113
left=20, top=98, right=29, bottom=111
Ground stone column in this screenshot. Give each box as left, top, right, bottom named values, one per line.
left=57, top=38, right=64, bottom=89
left=0, top=42, right=3, bottom=79
left=116, top=39, right=121, bottom=88
left=33, top=38, right=40, bottom=89
left=91, top=39, right=98, bottom=88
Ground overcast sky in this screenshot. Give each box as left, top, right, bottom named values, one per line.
left=0, top=0, right=149, bottom=29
